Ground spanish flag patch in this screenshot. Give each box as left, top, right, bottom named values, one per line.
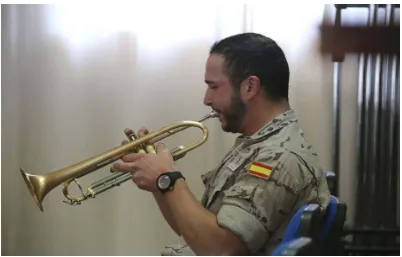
left=247, top=162, right=273, bottom=179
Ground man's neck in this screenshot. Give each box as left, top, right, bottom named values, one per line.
left=241, top=100, right=291, bottom=137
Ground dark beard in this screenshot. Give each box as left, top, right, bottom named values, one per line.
left=220, top=92, right=246, bottom=133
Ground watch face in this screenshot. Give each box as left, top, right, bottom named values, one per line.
left=158, top=175, right=171, bottom=190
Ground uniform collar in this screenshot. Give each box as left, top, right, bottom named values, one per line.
left=234, top=109, right=298, bottom=146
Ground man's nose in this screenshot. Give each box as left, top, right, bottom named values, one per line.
left=203, top=91, right=212, bottom=106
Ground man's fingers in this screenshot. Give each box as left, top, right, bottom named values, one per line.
left=111, top=140, right=130, bottom=172
left=112, top=160, right=139, bottom=173
left=115, top=129, right=144, bottom=173
left=124, top=128, right=134, bottom=136
left=124, top=127, right=149, bottom=139
left=138, top=127, right=149, bottom=137
left=121, top=153, right=143, bottom=162
left=111, top=153, right=140, bottom=173
left=156, top=142, right=169, bottom=153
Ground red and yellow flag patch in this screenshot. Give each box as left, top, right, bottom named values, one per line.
left=247, top=161, right=273, bottom=180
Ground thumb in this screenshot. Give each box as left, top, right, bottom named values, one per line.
left=155, top=142, right=169, bottom=153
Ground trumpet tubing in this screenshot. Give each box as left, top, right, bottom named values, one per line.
left=20, top=111, right=218, bottom=211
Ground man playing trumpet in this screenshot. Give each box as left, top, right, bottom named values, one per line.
left=112, top=32, right=331, bottom=255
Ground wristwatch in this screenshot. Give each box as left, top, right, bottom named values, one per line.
left=156, top=171, right=185, bottom=194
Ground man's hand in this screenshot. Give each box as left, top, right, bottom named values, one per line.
left=111, top=128, right=248, bottom=255
left=112, top=128, right=177, bottom=192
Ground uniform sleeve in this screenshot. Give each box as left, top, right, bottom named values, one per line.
left=216, top=149, right=303, bottom=254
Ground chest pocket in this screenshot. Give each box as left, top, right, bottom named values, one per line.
left=203, top=147, right=258, bottom=210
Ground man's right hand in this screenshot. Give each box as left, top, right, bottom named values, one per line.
left=114, top=127, right=182, bottom=235
left=110, top=127, right=150, bottom=173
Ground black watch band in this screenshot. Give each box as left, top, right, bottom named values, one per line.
left=156, top=171, right=185, bottom=194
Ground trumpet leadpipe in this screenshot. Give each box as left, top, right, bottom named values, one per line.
left=148, top=111, right=218, bottom=145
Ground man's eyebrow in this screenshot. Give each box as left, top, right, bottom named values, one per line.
left=205, top=80, right=215, bottom=85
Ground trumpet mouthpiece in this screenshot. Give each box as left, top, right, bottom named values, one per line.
left=198, top=111, right=219, bottom=122
left=209, top=110, right=219, bottom=118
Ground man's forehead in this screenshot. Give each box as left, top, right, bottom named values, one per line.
left=205, top=54, right=226, bottom=81
left=206, top=54, right=225, bottom=70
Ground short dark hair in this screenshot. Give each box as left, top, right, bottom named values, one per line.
left=209, top=32, right=290, bottom=101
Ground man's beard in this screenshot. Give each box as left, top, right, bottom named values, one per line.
left=219, top=92, right=246, bottom=134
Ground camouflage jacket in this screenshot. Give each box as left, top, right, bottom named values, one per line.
left=162, top=109, right=330, bottom=255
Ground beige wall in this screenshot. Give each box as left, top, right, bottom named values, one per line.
left=1, top=3, right=374, bottom=255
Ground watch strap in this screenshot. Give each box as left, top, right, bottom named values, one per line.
left=169, top=171, right=185, bottom=181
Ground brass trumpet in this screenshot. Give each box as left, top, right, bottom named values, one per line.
left=20, top=111, right=218, bottom=212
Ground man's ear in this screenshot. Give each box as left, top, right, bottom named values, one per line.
left=241, top=76, right=261, bottom=100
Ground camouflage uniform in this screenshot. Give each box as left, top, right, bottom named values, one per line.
left=162, top=109, right=331, bottom=255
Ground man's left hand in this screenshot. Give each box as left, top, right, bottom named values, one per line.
left=112, top=142, right=177, bottom=192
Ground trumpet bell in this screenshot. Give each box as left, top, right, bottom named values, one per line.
left=20, top=167, right=45, bottom=211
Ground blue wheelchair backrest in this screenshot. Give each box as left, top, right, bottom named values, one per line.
left=282, top=203, right=322, bottom=244
left=321, top=195, right=347, bottom=255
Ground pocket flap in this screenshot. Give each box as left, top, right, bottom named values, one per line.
left=201, top=169, right=215, bottom=187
